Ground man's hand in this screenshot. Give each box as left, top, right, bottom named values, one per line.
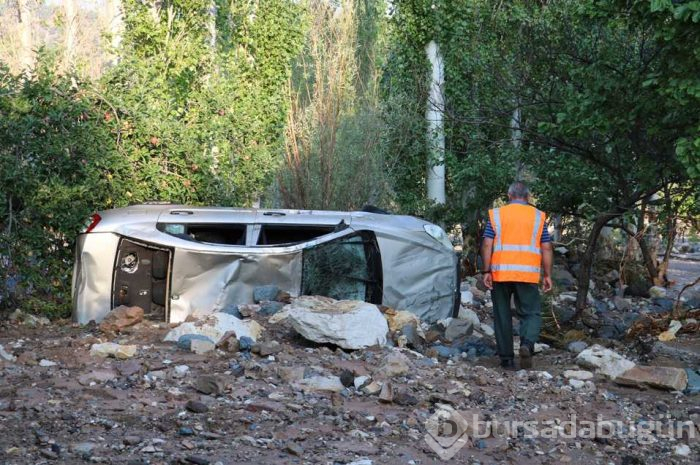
left=483, top=272, right=493, bottom=290
left=542, top=275, right=553, bottom=292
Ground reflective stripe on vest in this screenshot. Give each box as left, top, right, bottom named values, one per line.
left=492, top=264, right=541, bottom=273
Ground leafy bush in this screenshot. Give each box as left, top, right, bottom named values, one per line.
left=0, top=57, right=126, bottom=315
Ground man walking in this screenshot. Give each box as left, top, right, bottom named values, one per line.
left=481, top=182, right=553, bottom=369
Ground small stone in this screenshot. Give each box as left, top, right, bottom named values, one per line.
left=285, top=442, right=304, bottom=456
left=444, top=318, right=474, bottom=342
left=567, top=341, right=589, bottom=353
left=648, top=286, right=667, bottom=298
left=179, top=427, right=195, bottom=436
left=190, top=339, right=215, bottom=354
left=185, top=400, right=209, bottom=414
left=563, top=370, right=594, bottom=381
left=393, top=391, right=418, bottom=406
left=195, top=375, right=225, bottom=396
left=354, top=375, right=370, bottom=389
left=615, top=365, right=688, bottom=391
left=362, top=381, right=382, bottom=395
left=229, top=361, right=245, bottom=377
left=173, top=365, right=190, bottom=378
left=40, top=449, right=58, bottom=460
left=379, top=382, right=394, bottom=403
left=90, top=342, right=137, bottom=359
left=123, top=436, right=142, bottom=446
left=673, top=444, right=690, bottom=456
left=186, top=456, right=211, bottom=465
left=253, top=285, right=280, bottom=303
left=339, top=369, right=354, bottom=387
left=330, top=392, right=344, bottom=406
left=256, top=341, right=282, bottom=357
left=238, top=336, right=254, bottom=352
left=39, top=359, right=57, bottom=367
left=259, top=301, right=284, bottom=316
left=99, top=305, right=144, bottom=333
left=569, top=379, right=586, bottom=390
left=177, top=334, right=216, bottom=351
left=221, top=304, right=242, bottom=318
left=375, top=352, right=411, bottom=378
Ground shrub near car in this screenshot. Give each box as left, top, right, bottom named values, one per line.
left=72, top=204, right=459, bottom=324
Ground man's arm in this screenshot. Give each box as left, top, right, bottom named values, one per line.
left=481, top=237, right=494, bottom=289
left=541, top=242, right=553, bottom=292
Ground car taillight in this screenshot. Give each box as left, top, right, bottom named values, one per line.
left=83, top=213, right=102, bottom=233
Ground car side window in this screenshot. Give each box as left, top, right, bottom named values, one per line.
left=301, top=231, right=382, bottom=303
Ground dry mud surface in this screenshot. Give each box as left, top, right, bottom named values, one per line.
left=0, top=315, right=698, bottom=465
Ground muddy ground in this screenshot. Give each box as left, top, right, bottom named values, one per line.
left=0, top=260, right=698, bottom=465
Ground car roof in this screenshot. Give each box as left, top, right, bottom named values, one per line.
left=93, top=204, right=432, bottom=232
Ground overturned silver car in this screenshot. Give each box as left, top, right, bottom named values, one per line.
left=72, top=204, right=459, bottom=324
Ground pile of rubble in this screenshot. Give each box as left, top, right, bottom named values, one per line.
left=0, top=281, right=698, bottom=464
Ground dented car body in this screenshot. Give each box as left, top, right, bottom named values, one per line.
left=72, top=204, right=459, bottom=324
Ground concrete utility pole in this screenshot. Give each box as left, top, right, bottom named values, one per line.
left=16, top=0, right=34, bottom=73
left=103, top=0, right=123, bottom=66
left=63, top=0, right=78, bottom=68
left=425, top=40, right=446, bottom=205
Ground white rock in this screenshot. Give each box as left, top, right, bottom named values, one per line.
left=90, top=342, right=137, bottom=359
left=569, top=379, right=585, bottom=389
left=674, top=444, right=691, bottom=457
left=538, top=371, right=554, bottom=380
left=457, top=307, right=481, bottom=327
left=575, top=344, right=635, bottom=380
left=479, top=323, right=495, bottom=337
left=354, top=375, right=370, bottom=389
left=39, top=359, right=57, bottom=367
left=164, top=312, right=263, bottom=344
left=534, top=343, right=549, bottom=353
left=173, top=365, right=190, bottom=378
left=460, top=290, right=474, bottom=306
left=649, top=286, right=667, bottom=298
left=555, top=247, right=568, bottom=255
left=292, top=375, right=345, bottom=393
left=347, top=460, right=373, bottom=465
left=0, top=344, right=16, bottom=362
left=285, top=296, right=388, bottom=350
left=563, top=370, right=594, bottom=381
left=190, top=339, right=215, bottom=354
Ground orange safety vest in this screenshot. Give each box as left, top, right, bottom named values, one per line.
left=488, top=203, right=546, bottom=283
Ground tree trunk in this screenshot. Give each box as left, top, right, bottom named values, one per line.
left=16, top=0, right=33, bottom=72
left=575, top=212, right=623, bottom=316
left=63, top=0, right=78, bottom=69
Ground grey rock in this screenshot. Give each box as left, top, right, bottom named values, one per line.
left=444, top=318, right=474, bottom=342
left=685, top=369, right=700, bottom=395
left=567, top=341, right=589, bottom=353
left=613, top=296, right=632, bottom=312
left=221, top=305, right=242, bottom=318
left=650, top=297, right=674, bottom=313
left=258, top=301, right=284, bottom=316
left=339, top=369, right=354, bottom=388
left=552, top=267, right=576, bottom=288
left=185, top=400, right=209, bottom=413
left=253, top=285, right=280, bottom=303
left=177, top=334, right=215, bottom=351
left=239, top=336, right=254, bottom=352
left=255, top=341, right=282, bottom=357
left=195, top=375, right=224, bottom=396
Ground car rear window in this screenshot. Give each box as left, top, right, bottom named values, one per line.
left=257, top=225, right=336, bottom=245
left=157, top=223, right=246, bottom=245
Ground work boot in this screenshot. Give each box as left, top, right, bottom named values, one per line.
left=500, top=359, right=515, bottom=371
left=519, top=345, right=533, bottom=370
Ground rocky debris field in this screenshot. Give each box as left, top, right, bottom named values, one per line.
left=1, top=275, right=699, bottom=465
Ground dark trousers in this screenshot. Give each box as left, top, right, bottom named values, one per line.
left=491, top=282, right=542, bottom=361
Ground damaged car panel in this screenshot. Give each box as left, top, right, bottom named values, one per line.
left=72, top=205, right=459, bottom=324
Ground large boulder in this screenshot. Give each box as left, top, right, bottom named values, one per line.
left=285, top=296, right=388, bottom=349
left=164, top=312, right=263, bottom=345
left=575, top=344, right=636, bottom=380
left=99, top=305, right=144, bottom=333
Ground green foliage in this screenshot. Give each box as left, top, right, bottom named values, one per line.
left=277, top=0, right=395, bottom=210
left=0, top=56, right=126, bottom=313
left=106, top=0, right=306, bottom=205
